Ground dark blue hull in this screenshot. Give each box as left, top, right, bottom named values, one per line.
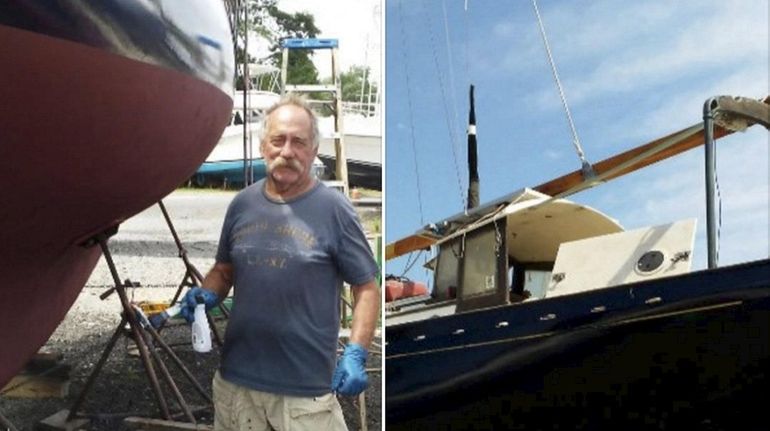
left=386, top=259, right=770, bottom=427
left=317, top=154, right=382, bottom=190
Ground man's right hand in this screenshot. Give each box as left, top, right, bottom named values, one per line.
left=179, top=286, right=220, bottom=323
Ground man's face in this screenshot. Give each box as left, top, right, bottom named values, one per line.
left=261, top=105, right=317, bottom=192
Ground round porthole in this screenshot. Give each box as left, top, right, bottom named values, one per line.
left=636, top=250, right=665, bottom=274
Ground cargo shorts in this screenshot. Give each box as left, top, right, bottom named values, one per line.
left=212, top=371, right=348, bottom=431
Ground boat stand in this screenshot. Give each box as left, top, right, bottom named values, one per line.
left=157, top=200, right=227, bottom=348
left=0, top=411, right=19, bottom=431
left=65, top=231, right=212, bottom=425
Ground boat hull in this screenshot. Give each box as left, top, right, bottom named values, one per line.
left=0, top=2, right=233, bottom=387
left=386, top=259, right=770, bottom=427
left=317, top=154, right=382, bottom=190
left=193, top=159, right=268, bottom=187
left=318, top=116, right=382, bottom=190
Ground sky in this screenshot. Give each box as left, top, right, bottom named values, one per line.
left=385, top=0, right=769, bottom=282
left=274, top=0, right=382, bottom=83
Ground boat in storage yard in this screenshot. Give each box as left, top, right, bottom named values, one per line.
left=317, top=108, right=382, bottom=190
left=192, top=64, right=279, bottom=187
left=192, top=62, right=382, bottom=190
left=385, top=95, right=770, bottom=428
left=0, top=1, right=234, bottom=388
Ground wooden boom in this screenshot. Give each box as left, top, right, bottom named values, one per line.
left=386, top=96, right=769, bottom=261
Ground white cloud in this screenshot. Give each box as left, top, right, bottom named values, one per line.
left=522, top=1, right=768, bottom=110
left=493, top=21, right=517, bottom=38
left=543, top=149, right=563, bottom=160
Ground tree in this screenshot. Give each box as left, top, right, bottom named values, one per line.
left=264, top=5, right=321, bottom=86
left=226, top=0, right=321, bottom=90
left=340, top=66, right=378, bottom=107
left=317, top=66, right=379, bottom=116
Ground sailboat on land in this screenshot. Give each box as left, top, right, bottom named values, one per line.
left=192, top=63, right=281, bottom=187
left=0, top=1, right=234, bottom=389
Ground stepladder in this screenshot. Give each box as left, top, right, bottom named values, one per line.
left=281, top=38, right=349, bottom=196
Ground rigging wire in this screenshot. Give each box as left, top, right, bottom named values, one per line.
left=397, top=0, right=425, bottom=226
left=423, top=0, right=467, bottom=211
left=531, top=0, right=592, bottom=171
left=462, top=0, right=470, bottom=88
left=398, top=1, right=428, bottom=279
left=442, top=0, right=463, bottom=170
left=401, top=250, right=425, bottom=277
left=242, top=1, right=253, bottom=186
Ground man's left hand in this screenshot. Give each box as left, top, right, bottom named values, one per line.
left=179, top=286, right=220, bottom=323
left=331, top=343, right=368, bottom=396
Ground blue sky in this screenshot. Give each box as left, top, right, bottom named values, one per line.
left=385, top=0, right=769, bottom=282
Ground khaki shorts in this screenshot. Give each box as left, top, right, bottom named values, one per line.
left=212, top=371, right=348, bottom=431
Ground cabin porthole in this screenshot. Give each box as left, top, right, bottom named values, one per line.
left=496, top=321, right=509, bottom=328
left=635, top=250, right=666, bottom=275
left=414, top=335, right=426, bottom=341
left=452, top=329, right=465, bottom=335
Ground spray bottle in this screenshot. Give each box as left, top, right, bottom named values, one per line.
left=191, top=294, right=212, bottom=353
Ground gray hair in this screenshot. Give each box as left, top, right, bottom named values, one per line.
left=259, top=94, right=320, bottom=149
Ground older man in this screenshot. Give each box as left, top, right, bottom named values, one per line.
left=183, top=95, right=380, bottom=430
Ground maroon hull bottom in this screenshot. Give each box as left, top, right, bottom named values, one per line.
left=0, top=25, right=232, bottom=386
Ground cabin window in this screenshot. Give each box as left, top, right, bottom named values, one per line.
left=233, top=111, right=244, bottom=125
left=509, top=260, right=552, bottom=302
left=461, top=224, right=500, bottom=299
left=434, top=238, right=461, bottom=300
left=523, top=269, right=551, bottom=300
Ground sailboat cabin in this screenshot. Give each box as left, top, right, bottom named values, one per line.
left=386, top=188, right=696, bottom=325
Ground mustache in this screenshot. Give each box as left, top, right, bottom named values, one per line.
left=269, top=156, right=304, bottom=173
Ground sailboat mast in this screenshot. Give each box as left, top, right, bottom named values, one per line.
left=467, top=85, right=479, bottom=210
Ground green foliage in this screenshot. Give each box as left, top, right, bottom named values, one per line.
left=339, top=65, right=379, bottom=105
left=264, top=6, right=320, bottom=85
left=315, top=66, right=379, bottom=116
left=227, top=0, right=321, bottom=90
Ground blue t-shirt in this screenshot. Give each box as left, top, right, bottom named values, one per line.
left=216, top=180, right=378, bottom=397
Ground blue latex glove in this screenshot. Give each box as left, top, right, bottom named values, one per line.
left=331, top=343, right=368, bottom=396
left=179, top=286, right=220, bottom=323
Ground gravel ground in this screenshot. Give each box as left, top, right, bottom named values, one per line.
left=0, top=188, right=382, bottom=430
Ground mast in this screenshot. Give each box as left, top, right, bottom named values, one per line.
left=467, top=85, right=479, bottom=210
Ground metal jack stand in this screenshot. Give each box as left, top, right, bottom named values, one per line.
left=157, top=200, right=227, bottom=348
left=66, top=231, right=212, bottom=424
left=0, top=411, right=19, bottom=431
